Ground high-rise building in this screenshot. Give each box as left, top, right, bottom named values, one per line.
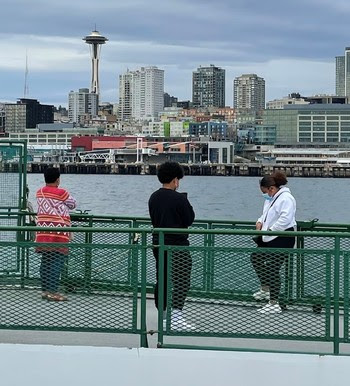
left=118, top=71, right=133, bottom=121
left=164, top=92, right=178, bottom=108
left=335, top=47, right=350, bottom=96
left=336, top=55, right=345, bottom=96
left=118, top=66, right=164, bottom=121
left=68, top=88, right=98, bottom=123
left=4, top=98, right=53, bottom=132
left=233, top=74, right=265, bottom=110
left=0, top=104, right=6, bottom=135
left=192, top=65, right=225, bottom=108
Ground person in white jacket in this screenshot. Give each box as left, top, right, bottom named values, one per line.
left=251, top=171, right=296, bottom=314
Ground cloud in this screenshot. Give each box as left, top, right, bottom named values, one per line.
left=0, top=0, right=346, bottom=106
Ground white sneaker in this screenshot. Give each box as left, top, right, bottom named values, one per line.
left=257, top=303, right=282, bottom=314
left=171, top=310, right=194, bottom=330
left=253, top=289, right=270, bottom=301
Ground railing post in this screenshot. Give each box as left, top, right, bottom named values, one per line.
left=333, top=236, right=340, bottom=355
left=344, top=252, right=349, bottom=342
left=140, top=232, right=148, bottom=348
left=206, top=222, right=214, bottom=293
left=83, top=229, right=92, bottom=293
left=157, top=231, right=165, bottom=347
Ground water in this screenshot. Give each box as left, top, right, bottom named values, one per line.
left=26, top=174, right=348, bottom=223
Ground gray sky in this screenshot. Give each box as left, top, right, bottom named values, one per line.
left=0, top=0, right=348, bottom=107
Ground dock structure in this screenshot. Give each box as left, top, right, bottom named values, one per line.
left=2, top=161, right=350, bottom=177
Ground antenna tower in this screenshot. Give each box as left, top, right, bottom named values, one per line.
left=24, top=52, right=29, bottom=98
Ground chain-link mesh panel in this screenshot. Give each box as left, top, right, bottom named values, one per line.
left=0, top=215, right=20, bottom=242
left=0, top=172, right=20, bottom=209
left=0, top=244, right=21, bottom=275
left=0, top=142, right=25, bottom=210
left=163, top=245, right=330, bottom=343
left=294, top=250, right=332, bottom=302
left=0, top=240, right=140, bottom=332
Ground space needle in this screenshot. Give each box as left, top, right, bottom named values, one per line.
left=83, top=29, right=108, bottom=95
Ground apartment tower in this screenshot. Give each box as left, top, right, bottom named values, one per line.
left=192, top=65, right=225, bottom=108
left=233, top=74, right=265, bottom=110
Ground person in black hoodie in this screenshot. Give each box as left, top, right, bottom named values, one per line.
left=148, top=162, right=195, bottom=329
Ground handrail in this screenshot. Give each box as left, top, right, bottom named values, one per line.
left=0, top=220, right=349, bottom=355
left=2, top=224, right=350, bottom=238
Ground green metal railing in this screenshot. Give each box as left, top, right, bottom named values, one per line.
left=0, top=140, right=27, bottom=212
left=0, top=220, right=350, bottom=355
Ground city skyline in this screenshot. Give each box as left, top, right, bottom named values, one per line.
left=0, top=0, right=348, bottom=107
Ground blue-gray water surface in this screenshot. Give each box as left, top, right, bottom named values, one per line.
left=26, top=174, right=349, bottom=224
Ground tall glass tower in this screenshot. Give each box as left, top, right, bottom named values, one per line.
left=335, top=47, right=350, bottom=96
left=336, top=56, right=345, bottom=96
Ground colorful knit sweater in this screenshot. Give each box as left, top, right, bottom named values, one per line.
left=35, top=186, right=77, bottom=251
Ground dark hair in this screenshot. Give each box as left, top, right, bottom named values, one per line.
left=44, top=167, right=60, bottom=184
left=157, top=162, right=184, bottom=184
left=260, top=170, right=287, bottom=188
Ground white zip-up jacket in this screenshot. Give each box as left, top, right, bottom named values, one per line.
left=257, top=186, right=296, bottom=242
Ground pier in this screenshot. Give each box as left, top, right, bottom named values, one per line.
left=3, top=161, right=350, bottom=177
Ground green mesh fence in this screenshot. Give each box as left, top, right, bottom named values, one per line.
left=0, top=233, right=145, bottom=338
left=0, top=141, right=27, bottom=211
left=0, top=223, right=350, bottom=354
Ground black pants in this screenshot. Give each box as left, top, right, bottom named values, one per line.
left=251, top=231, right=295, bottom=302
left=153, top=247, right=192, bottom=311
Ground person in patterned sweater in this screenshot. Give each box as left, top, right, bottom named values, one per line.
left=35, top=167, right=76, bottom=301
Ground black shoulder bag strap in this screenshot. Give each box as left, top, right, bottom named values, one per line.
left=263, top=191, right=286, bottom=224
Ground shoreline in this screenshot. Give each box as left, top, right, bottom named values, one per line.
left=3, top=161, right=350, bottom=177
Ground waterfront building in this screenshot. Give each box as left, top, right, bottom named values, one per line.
left=192, top=65, right=225, bottom=108
left=266, top=93, right=309, bottom=109
left=4, top=98, right=54, bottom=133
left=8, top=127, right=97, bottom=151
left=205, top=140, right=234, bottom=164
left=233, top=74, right=265, bottom=111
left=255, top=148, right=350, bottom=165
left=254, top=125, right=277, bottom=145
left=71, top=135, right=132, bottom=152
left=263, top=104, right=350, bottom=144
left=68, top=88, right=98, bottom=124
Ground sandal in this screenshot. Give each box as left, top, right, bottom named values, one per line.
left=46, top=293, right=68, bottom=302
